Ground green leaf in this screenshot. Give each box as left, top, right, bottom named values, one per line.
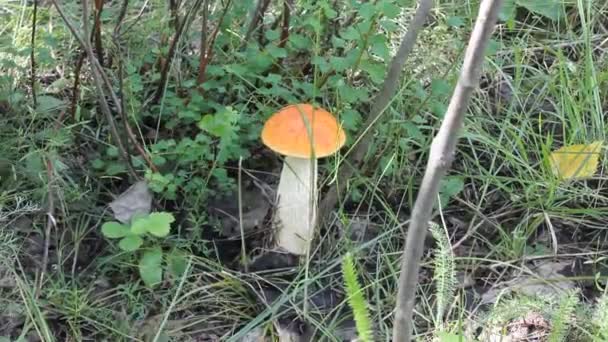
left=266, top=45, right=287, bottom=59
left=264, top=29, right=280, bottom=41
left=36, top=95, right=65, bottom=113
left=118, top=235, right=143, bottom=252
left=431, top=79, right=452, bottom=97
left=360, top=60, right=385, bottom=84
left=130, top=216, right=149, bottom=235
left=446, top=16, right=465, bottom=27
left=139, top=248, right=163, bottom=287
left=437, top=332, right=467, bottom=342
left=517, top=0, right=564, bottom=21
left=438, top=177, right=464, bottom=208
left=147, top=212, right=175, bottom=237
left=498, top=0, right=517, bottom=21
left=168, top=249, right=188, bottom=278
left=101, top=221, right=130, bottom=239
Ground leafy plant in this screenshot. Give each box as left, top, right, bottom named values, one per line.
left=101, top=212, right=184, bottom=287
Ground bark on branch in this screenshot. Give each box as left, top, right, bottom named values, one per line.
left=391, top=0, right=504, bottom=340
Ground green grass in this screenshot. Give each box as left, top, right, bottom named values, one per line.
left=1, top=0, right=608, bottom=340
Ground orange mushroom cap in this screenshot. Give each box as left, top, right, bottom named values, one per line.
left=261, top=104, right=346, bottom=159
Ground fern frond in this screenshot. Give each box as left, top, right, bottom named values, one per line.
left=592, top=291, right=608, bottom=340
left=342, top=252, right=372, bottom=342
left=430, top=221, right=456, bottom=326
left=548, top=289, right=579, bottom=342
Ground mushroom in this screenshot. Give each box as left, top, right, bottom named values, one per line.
left=262, top=104, right=346, bottom=255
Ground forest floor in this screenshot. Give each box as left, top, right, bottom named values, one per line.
left=1, top=0, right=608, bottom=341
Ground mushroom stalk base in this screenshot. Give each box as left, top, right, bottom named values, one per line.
left=275, top=156, right=317, bottom=255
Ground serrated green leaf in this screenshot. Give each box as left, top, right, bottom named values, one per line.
left=101, top=221, right=130, bottom=238
left=264, top=29, right=280, bottom=41
left=118, top=235, right=143, bottom=251
left=266, top=45, right=287, bottom=59
left=139, top=248, right=163, bottom=287
left=147, top=212, right=175, bottom=237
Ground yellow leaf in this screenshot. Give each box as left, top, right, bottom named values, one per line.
left=549, top=141, right=603, bottom=180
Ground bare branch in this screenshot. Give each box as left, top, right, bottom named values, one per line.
left=319, top=0, right=434, bottom=222
left=30, top=0, right=38, bottom=107
left=51, top=0, right=137, bottom=178
left=151, top=0, right=205, bottom=104
left=243, top=0, right=271, bottom=47
left=391, top=0, right=504, bottom=340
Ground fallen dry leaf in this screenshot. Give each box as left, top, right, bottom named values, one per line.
left=549, top=141, right=603, bottom=180
left=109, top=181, right=152, bottom=223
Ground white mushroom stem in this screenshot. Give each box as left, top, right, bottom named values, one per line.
left=275, top=156, right=318, bottom=255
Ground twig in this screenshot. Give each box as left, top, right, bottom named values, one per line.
left=197, top=0, right=232, bottom=87
left=111, top=1, right=159, bottom=173
left=114, top=0, right=130, bottom=36
left=391, top=1, right=504, bottom=340
left=69, top=52, right=85, bottom=120
left=50, top=0, right=137, bottom=178
left=242, top=0, right=271, bottom=47
left=319, top=0, right=434, bottom=222
left=37, top=156, right=56, bottom=298
left=93, top=0, right=104, bottom=66
left=197, top=0, right=209, bottom=84
left=277, top=0, right=293, bottom=48
left=30, top=0, right=38, bottom=107
left=151, top=0, right=205, bottom=104
left=169, top=0, right=181, bottom=30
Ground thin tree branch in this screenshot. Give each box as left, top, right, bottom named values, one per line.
left=51, top=0, right=137, bottom=178
left=197, top=0, right=232, bottom=87
left=319, top=0, right=434, bottom=222
left=30, top=0, right=38, bottom=107
left=37, top=156, right=55, bottom=298
left=391, top=1, right=504, bottom=340
left=151, top=0, right=205, bottom=104
left=197, top=0, right=209, bottom=84
left=242, top=0, right=271, bottom=48
left=93, top=0, right=105, bottom=66
left=277, top=0, right=293, bottom=48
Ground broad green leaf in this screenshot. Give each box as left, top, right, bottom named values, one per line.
left=139, top=248, right=163, bottom=287
left=118, top=235, right=143, bottom=252
left=101, top=221, right=129, bottom=238
left=131, top=216, right=149, bottom=235
left=499, top=0, right=517, bottom=21
left=549, top=141, right=603, bottom=180
left=147, top=212, right=175, bottom=237
left=517, top=0, right=564, bottom=21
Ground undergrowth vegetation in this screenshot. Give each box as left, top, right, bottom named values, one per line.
left=1, top=0, right=608, bottom=340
